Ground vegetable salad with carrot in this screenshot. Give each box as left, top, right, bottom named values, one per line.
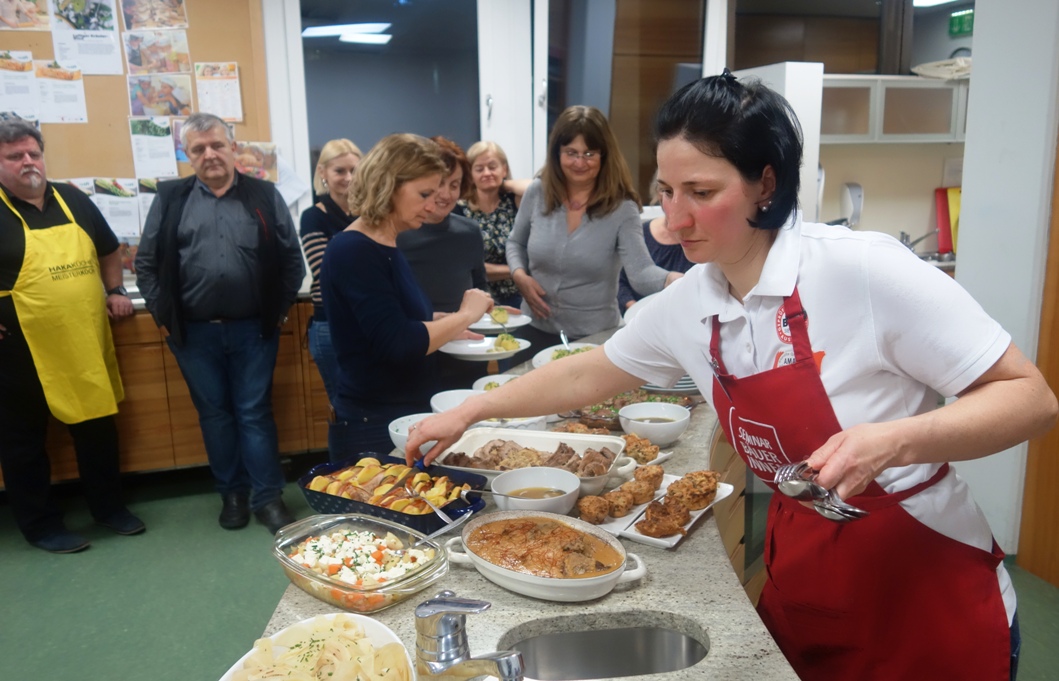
left=288, top=529, right=435, bottom=589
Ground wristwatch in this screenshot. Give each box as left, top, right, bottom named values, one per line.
left=106, top=286, right=129, bottom=297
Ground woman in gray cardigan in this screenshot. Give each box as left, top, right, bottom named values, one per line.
left=506, top=105, right=681, bottom=346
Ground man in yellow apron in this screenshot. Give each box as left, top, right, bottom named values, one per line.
left=0, top=120, right=144, bottom=553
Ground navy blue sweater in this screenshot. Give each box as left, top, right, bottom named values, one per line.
left=321, top=230, right=436, bottom=407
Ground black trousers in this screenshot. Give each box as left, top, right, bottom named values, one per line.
left=0, top=323, right=125, bottom=542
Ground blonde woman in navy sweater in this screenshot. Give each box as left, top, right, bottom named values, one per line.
left=321, top=134, right=492, bottom=461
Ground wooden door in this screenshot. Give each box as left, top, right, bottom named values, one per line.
left=1019, top=140, right=1059, bottom=586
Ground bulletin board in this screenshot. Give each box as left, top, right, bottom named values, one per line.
left=1, top=0, right=271, bottom=180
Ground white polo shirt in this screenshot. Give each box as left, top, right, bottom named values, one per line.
left=605, top=215, right=1015, bottom=618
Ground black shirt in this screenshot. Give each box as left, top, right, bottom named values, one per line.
left=0, top=182, right=119, bottom=331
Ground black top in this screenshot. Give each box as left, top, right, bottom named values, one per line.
left=299, top=193, right=354, bottom=320
left=0, top=182, right=119, bottom=332
left=395, top=213, right=488, bottom=313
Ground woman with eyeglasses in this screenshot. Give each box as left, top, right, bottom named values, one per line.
left=506, top=105, right=682, bottom=349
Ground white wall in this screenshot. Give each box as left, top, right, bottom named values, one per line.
left=819, top=142, right=963, bottom=246
left=952, top=0, right=1059, bottom=553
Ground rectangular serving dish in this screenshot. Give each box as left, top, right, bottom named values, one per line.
left=298, top=453, right=488, bottom=535
left=435, top=427, right=634, bottom=495
left=273, top=513, right=448, bottom=614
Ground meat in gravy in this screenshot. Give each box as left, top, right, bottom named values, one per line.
left=466, top=517, right=622, bottom=579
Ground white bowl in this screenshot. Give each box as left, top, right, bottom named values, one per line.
left=388, top=412, right=436, bottom=455
left=446, top=510, right=647, bottom=602
left=490, top=467, right=581, bottom=514
left=618, top=402, right=691, bottom=446
left=431, top=389, right=485, bottom=413
left=471, top=373, right=520, bottom=391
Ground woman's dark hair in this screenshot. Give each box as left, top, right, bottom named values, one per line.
left=655, top=72, right=803, bottom=230
left=430, top=136, right=472, bottom=199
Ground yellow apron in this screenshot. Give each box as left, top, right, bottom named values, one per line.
left=0, top=187, right=123, bottom=424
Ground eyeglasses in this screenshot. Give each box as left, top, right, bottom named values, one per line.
left=561, top=149, right=601, bottom=162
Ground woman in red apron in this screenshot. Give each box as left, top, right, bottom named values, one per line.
left=406, top=73, right=1056, bottom=680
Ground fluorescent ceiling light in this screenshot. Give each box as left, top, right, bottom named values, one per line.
left=302, top=23, right=391, bottom=38
left=912, top=0, right=960, bottom=7
left=339, top=33, right=393, bottom=45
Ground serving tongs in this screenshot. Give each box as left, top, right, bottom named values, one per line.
left=774, top=461, right=869, bottom=522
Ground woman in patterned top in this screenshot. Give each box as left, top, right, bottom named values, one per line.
left=455, top=141, right=523, bottom=308
left=299, top=138, right=362, bottom=406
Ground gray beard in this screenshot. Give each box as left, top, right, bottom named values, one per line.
left=22, top=172, right=44, bottom=189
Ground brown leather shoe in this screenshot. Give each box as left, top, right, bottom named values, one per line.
left=254, top=499, right=295, bottom=534
left=219, top=491, right=250, bottom=529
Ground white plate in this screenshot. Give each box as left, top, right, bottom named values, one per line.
left=623, top=292, right=660, bottom=325
left=468, top=311, right=533, bottom=333
left=471, top=373, right=521, bottom=391
left=218, top=612, right=413, bottom=681
left=617, top=479, right=734, bottom=549
left=439, top=337, right=531, bottom=362
left=643, top=375, right=699, bottom=395
left=531, top=342, right=599, bottom=369
left=636, top=450, right=674, bottom=467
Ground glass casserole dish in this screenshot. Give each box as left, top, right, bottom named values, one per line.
left=273, top=513, right=449, bottom=614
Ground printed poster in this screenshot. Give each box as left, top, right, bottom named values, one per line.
left=129, top=116, right=177, bottom=178
left=127, top=73, right=191, bottom=116
left=193, top=61, right=242, bottom=122
left=234, top=141, right=277, bottom=183
left=49, top=0, right=123, bottom=75
left=59, top=177, right=95, bottom=194
left=170, top=115, right=187, bottom=162
left=34, top=60, right=87, bottom=123
left=0, top=51, right=39, bottom=120
left=0, top=0, right=49, bottom=30
left=123, top=29, right=190, bottom=74
left=92, top=178, right=140, bottom=238
left=118, top=0, right=186, bottom=30
left=136, top=177, right=160, bottom=231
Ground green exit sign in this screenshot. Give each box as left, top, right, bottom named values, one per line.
left=950, top=9, right=974, bottom=37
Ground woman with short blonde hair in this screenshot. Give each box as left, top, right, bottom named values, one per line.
left=321, top=133, right=494, bottom=460
left=456, top=140, right=522, bottom=307
left=300, top=137, right=363, bottom=405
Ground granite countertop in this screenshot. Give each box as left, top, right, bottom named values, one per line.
left=260, top=330, right=797, bottom=680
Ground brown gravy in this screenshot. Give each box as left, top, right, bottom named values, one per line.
left=466, top=517, right=622, bottom=579
left=509, top=486, right=564, bottom=499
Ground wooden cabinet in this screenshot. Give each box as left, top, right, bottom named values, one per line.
left=0, top=305, right=328, bottom=489
left=821, top=75, right=968, bottom=144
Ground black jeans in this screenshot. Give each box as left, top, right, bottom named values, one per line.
left=0, top=328, right=124, bottom=541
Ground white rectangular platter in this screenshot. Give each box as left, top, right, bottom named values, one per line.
left=602, top=476, right=734, bottom=549
left=436, top=427, right=632, bottom=496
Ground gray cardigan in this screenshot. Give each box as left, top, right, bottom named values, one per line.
left=506, top=179, right=668, bottom=338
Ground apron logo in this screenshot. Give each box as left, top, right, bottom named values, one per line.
left=775, top=305, right=791, bottom=344
left=729, top=412, right=794, bottom=476
left=48, top=259, right=97, bottom=281
left=773, top=350, right=796, bottom=368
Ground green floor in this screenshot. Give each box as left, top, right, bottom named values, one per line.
left=2, top=474, right=1057, bottom=680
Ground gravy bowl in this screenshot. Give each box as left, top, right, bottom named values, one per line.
left=490, top=467, right=580, bottom=514
left=618, top=402, right=690, bottom=446
left=446, top=510, right=646, bottom=602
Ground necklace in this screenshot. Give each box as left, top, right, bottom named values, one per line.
left=567, top=197, right=587, bottom=211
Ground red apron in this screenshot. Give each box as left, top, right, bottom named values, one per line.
left=710, top=286, right=1009, bottom=680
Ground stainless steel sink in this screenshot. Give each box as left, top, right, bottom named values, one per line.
left=498, top=612, right=708, bottom=680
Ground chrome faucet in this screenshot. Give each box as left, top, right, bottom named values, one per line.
left=899, top=228, right=938, bottom=252
left=415, top=591, right=524, bottom=681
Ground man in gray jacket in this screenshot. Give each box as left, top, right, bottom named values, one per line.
left=136, top=113, right=305, bottom=534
